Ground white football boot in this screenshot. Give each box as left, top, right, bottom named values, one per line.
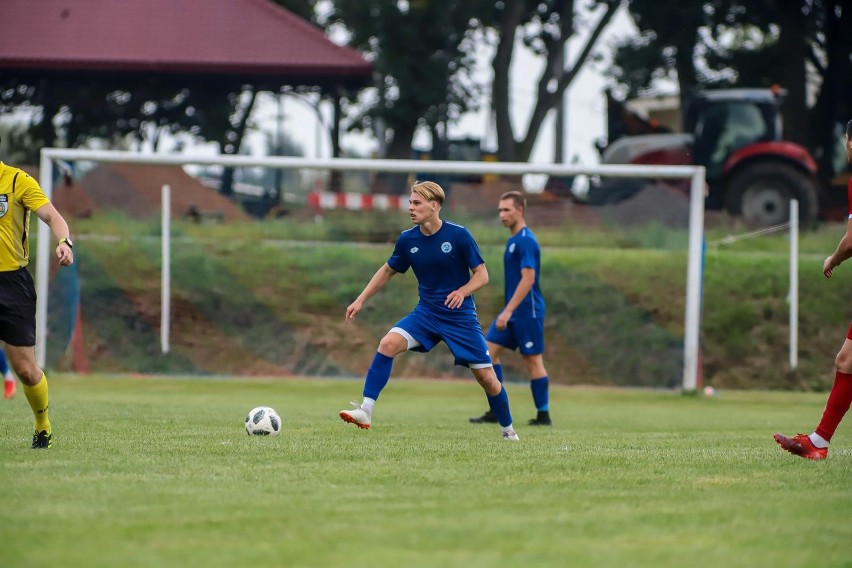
left=339, top=401, right=371, bottom=430
left=502, top=428, right=520, bottom=441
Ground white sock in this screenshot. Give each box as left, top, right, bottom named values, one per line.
left=501, top=424, right=514, bottom=433
left=361, top=397, right=376, bottom=415
left=809, top=432, right=829, bottom=448
left=4, top=372, right=12, bottom=383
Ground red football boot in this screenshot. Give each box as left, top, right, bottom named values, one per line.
left=773, top=433, right=828, bottom=460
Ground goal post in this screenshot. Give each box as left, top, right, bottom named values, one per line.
left=37, top=148, right=706, bottom=390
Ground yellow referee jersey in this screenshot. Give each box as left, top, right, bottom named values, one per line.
left=0, top=163, right=50, bottom=272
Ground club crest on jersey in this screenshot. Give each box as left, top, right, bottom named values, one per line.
left=441, top=242, right=452, bottom=253
left=0, top=195, right=7, bottom=218
left=509, top=243, right=516, bottom=253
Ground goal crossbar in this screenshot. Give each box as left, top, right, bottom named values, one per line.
left=38, top=148, right=706, bottom=390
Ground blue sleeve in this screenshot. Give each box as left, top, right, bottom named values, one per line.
left=460, top=228, right=485, bottom=270
left=517, top=237, right=538, bottom=271
left=387, top=233, right=410, bottom=273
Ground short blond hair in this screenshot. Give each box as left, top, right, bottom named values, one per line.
left=411, top=180, right=445, bottom=205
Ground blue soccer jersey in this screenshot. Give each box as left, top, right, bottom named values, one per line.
left=504, top=227, right=545, bottom=319
left=387, top=221, right=485, bottom=314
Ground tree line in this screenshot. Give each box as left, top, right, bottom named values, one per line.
left=1, top=0, right=848, bottom=185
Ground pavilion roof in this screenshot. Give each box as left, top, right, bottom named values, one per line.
left=0, top=0, right=372, bottom=89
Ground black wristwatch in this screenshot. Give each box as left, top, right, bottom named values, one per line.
left=58, top=237, right=73, bottom=249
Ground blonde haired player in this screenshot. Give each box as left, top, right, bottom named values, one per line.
left=0, top=150, right=74, bottom=448
left=340, top=180, right=519, bottom=440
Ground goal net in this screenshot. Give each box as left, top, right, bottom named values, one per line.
left=36, top=149, right=705, bottom=390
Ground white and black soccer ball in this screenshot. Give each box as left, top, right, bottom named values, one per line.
left=245, top=406, right=282, bottom=436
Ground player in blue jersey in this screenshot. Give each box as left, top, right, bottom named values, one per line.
left=470, top=191, right=553, bottom=426
left=340, top=180, right=519, bottom=440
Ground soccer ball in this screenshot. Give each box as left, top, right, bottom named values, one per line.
left=245, top=406, right=282, bottom=436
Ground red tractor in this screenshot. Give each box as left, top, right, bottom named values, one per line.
left=589, top=88, right=828, bottom=228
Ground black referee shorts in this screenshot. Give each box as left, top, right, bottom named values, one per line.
left=0, top=267, right=37, bottom=346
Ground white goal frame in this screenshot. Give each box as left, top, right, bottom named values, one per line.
left=38, top=148, right=706, bottom=390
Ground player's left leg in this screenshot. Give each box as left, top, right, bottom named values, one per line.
left=470, top=322, right=515, bottom=425
left=443, top=315, right=517, bottom=439
left=469, top=340, right=504, bottom=424
left=7, top=344, right=51, bottom=449
left=515, top=317, right=551, bottom=425
left=522, top=353, right=551, bottom=426
left=775, top=333, right=852, bottom=460
left=470, top=366, right=518, bottom=440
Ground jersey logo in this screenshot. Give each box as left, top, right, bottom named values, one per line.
left=509, top=243, right=516, bottom=254
left=441, top=242, right=452, bottom=253
left=410, top=247, right=419, bottom=254
left=0, top=195, right=7, bottom=218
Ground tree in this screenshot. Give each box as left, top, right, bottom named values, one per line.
left=608, top=0, right=741, bottom=102
left=327, top=0, right=487, bottom=161
left=286, top=0, right=621, bottom=170
left=0, top=72, right=260, bottom=198
left=609, top=0, right=851, bottom=176
left=487, top=0, right=622, bottom=163
left=0, top=75, right=232, bottom=151
left=807, top=0, right=852, bottom=184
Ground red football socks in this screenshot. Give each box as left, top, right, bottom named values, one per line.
left=815, top=371, right=852, bottom=442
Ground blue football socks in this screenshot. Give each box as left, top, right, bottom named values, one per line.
left=363, top=352, right=394, bottom=400
left=487, top=385, right=513, bottom=428
left=530, top=376, right=549, bottom=411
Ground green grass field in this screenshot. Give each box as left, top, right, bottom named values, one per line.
left=1, top=375, right=850, bottom=568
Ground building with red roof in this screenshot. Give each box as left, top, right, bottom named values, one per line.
left=0, top=0, right=372, bottom=161
left=0, top=0, right=371, bottom=89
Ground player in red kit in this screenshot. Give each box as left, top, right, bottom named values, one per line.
left=774, top=119, right=852, bottom=460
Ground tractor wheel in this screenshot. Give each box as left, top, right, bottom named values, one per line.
left=724, top=162, right=818, bottom=228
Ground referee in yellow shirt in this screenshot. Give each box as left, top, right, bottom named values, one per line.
left=0, top=148, right=74, bottom=448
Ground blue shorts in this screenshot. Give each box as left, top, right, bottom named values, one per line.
left=391, top=305, right=491, bottom=368
left=485, top=316, right=545, bottom=356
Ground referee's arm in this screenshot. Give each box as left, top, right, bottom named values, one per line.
left=34, top=203, right=74, bottom=266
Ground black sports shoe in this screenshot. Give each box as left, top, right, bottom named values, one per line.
left=31, top=430, right=52, bottom=449
left=469, top=410, right=498, bottom=424
left=527, top=412, right=552, bottom=426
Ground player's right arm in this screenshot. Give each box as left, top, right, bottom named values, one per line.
left=496, top=267, right=536, bottom=329
left=825, top=178, right=852, bottom=279
left=824, top=218, right=852, bottom=278
left=346, top=263, right=398, bottom=320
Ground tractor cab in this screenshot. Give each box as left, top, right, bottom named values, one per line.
left=685, top=89, right=780, bottom=185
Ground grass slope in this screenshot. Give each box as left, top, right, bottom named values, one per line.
left=0, top=375, right=850, bottom=568
left=45, top=215, right=852, bottom=389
